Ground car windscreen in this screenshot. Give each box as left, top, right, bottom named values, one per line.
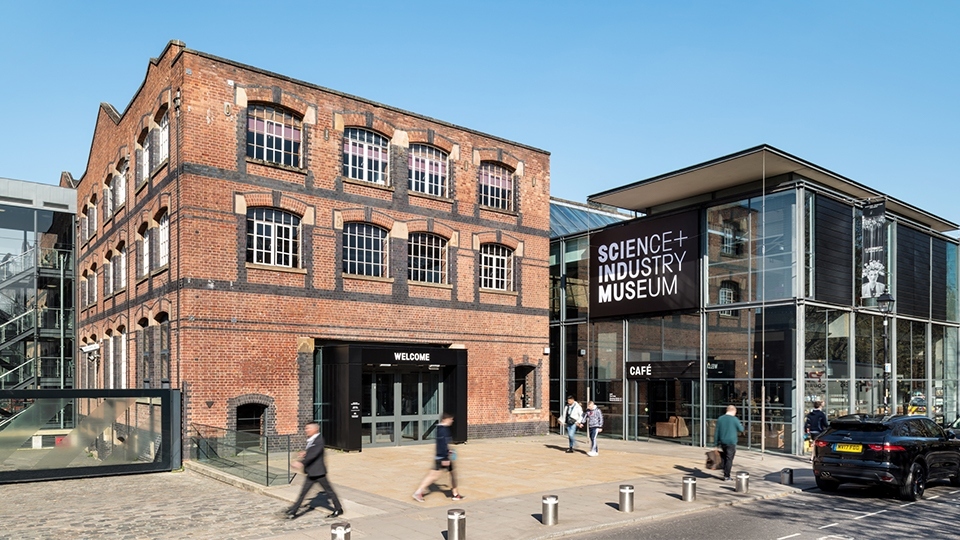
left=824, top=423, right=889, bottom=441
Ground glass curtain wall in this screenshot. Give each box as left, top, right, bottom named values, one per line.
left=932, top=325, right=958, bottom=424
left=896, top=319, right=928, bottom=415
left=707, top=305, right=795, bottom=453
left=626, top=314, right=700, bottom=445
left=589, top=320, right=623, bottom=438
left=853, top=313, right=885, bottom=415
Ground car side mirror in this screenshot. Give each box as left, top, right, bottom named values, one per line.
left=947, top=430, right=957, bottom=440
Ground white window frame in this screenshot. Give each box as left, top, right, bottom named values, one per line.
left=115, top=162, right=127, bottom=208
left=89, top=269, right=98, bottom=305
left=408, top=232, right=448, bottom=284
left=157, top=111, right=169, bottom=165
left=140, top=132, right=151, bottom=183
left=246, top=105, right=302, bottom=168
left=478, top=162, right=514, bottom=211
left=104, top=182, right=114, bottom=217
left=113, top=245, right=126, bottom=291
left=103, top=256, right=113, bottom=296
left=719, top=280, right=739, bottom=317
left=87, top=204, right=97, bottom=239
left=342, top=223, right=388, bottom=277
left=246, top=208, right=302, bottom=268
left=408, top=144, right=448, bottom=197
left=141, top=229, right=151, bottom=277
left=158, top=213, right=169, bottom=267
left=342, top=128, right=389, bottom=185
left=479, top=243, right=514, bottom=291
left=113, top=331, right=126, bottom=389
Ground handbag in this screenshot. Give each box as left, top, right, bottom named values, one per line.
left=705, top=449, right=722, bottom=470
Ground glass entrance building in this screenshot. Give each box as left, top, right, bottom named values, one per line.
left=550, top=146, right=959, bottom=455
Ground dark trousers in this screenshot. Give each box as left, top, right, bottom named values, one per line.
left=720, top=443, right=737, bottom=479
left=289, top=474, right=342, bottom=513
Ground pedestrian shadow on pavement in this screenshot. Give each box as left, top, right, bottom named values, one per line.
left=544, top=444, right=587, bottom=454
left=673, top=464, right=719, bottom=479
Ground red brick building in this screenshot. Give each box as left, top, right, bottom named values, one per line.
left=68, top=40, right=551, bottom=450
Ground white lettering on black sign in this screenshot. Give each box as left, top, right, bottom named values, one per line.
left=394, top=352, right=431, bottom=362
left=590, top=211, right=700, bottom=318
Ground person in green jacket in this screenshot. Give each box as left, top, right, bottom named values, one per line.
left=714, top=405, right=744, bottom=481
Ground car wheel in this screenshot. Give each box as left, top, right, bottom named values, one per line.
left=816, top=476, right=839, bottom=492
left=899, top=462, right=926, bottom=501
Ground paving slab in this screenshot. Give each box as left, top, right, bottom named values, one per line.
left=0, top=434, right=816, bottom=540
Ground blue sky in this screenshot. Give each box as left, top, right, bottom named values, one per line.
left=2, top=1, right=958, bottom=232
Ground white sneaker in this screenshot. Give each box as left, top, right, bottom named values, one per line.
left=587, top=451, right=598, bottom=457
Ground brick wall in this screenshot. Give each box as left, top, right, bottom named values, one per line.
left=73, top=40, right=551, bottom=444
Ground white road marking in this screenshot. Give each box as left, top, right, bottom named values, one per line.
left=928, top=495, right=940, bottom=500
left=853, top=509, right=887, bottom=520
left=950, top=490, right=960, bottom=494
left=776, top=534, right=800, bottom=540
left=819, top=523, right=839, bottom=529
left=899, top=502, right=916, bottom=508
left=831, top=507, right=868, bottom=514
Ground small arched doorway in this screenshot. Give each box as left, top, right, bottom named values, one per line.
left=236, top=403, right=267, bottom=449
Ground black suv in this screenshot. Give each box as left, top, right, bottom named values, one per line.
left=813, top=414, right=960, bottom=500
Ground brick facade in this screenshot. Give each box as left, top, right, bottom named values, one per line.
left=70, top=41, right=551, bottom=445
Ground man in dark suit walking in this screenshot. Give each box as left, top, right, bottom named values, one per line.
left=286, top=421, right=343, bottom=519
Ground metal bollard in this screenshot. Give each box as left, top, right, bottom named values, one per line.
left=682, top=476, right=696, bottom=502
left=330, top=521, right=351, bottom=540
left=542, top=495, right=559, bottom=525
left=780, top=468, right=793, bottom=485
left=447, top=509, right=466, bottom=540
left=735, top=471, right=749, bottom=493
left=619, top=484, right=634, bottom=513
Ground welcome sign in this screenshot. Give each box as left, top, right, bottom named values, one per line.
left=589, top=210, right=700, bottom=318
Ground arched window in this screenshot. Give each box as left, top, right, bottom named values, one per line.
left=156, top=108, right=169, bottom=165
left=342, top=223, right=388, bottom=277
left=157, top=211, right=170, bottom=268
left=408, top=232, right=448, bottom=284
left=245, top=208, right=302, bottom=268
left=408, top=144, right=448, bottom=197
left=137, top=223, right=150, bottom=279
left=479, top=243, right=514, bottom=291
left=342, top=128, right=389, bottom=185
left=114, top=160, right=127, bottom=209
left=478, top=162, right=514, bottom=211
left=137, top=128, right=151, bottom=186
left=246, top=105, right=302, bottom=167
left=104, top=175, right=114, bottom=218
left=113, top=242, right=127, bottom=291
left=103, top=253, right=113, bottom=297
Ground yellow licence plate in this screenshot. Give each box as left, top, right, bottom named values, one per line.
left=834, top=443, right=862, bottom=453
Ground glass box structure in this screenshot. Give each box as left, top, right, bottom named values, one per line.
left=550, top=146, right=960, bottom=455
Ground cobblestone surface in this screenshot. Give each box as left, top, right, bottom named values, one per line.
left=1, top=471, right=328, bottom=540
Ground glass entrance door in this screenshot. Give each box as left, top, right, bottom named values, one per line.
left=629, top=379, right=700, bottom=445
left=362, top=366, right=442, bottom=447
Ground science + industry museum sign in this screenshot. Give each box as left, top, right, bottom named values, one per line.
left=589, top=210, right=700, bottom=319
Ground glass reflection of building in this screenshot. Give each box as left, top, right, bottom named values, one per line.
left=0, top=178, right=76, bottom=393
left=551, top=146, right=960, bottom=456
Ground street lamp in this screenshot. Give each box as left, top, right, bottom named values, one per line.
left=877, top=293, right=895, bottom=415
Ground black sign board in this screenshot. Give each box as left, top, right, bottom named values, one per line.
left=362, top=347, right=461, bottom=365
left=860, top=201, right=887, bottom=300
left=626, top=360, right=699, bottom=380
left=590, top=210, right=700, bottom=319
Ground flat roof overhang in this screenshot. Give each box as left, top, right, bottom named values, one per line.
left=588, top=144, right=958, bottom=233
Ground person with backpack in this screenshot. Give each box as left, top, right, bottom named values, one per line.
left=805, top=401, right=829, bottom=439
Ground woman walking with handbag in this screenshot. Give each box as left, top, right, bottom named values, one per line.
left=559, top=396, right=584, bottom=453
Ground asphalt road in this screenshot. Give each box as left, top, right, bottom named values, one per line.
left=568, top=481, right=960, bottom=540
